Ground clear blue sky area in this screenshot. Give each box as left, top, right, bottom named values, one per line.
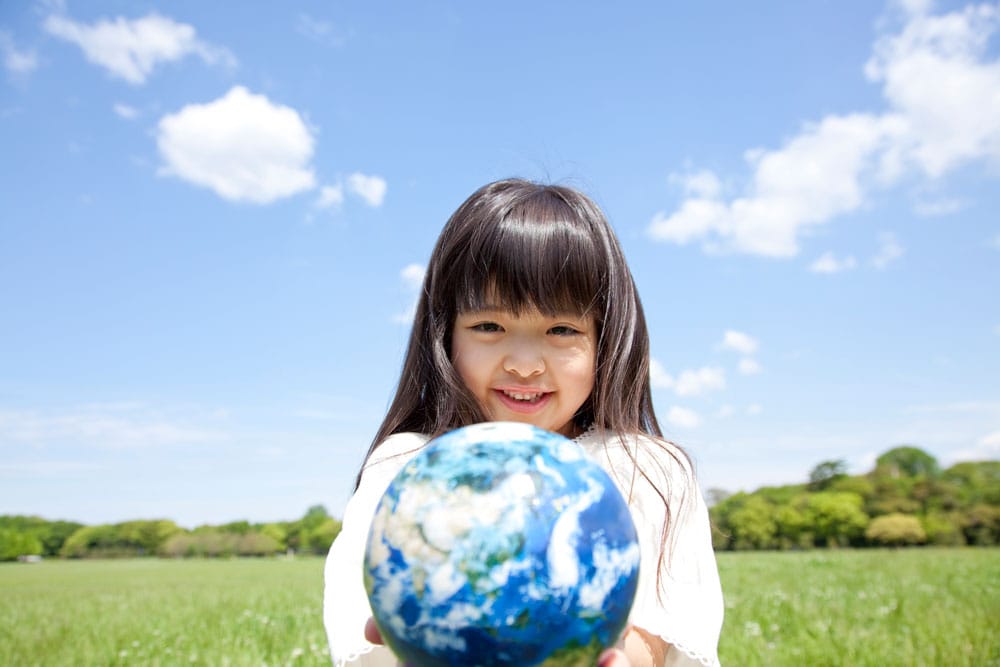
left=2, top=0, right=998, bottom=527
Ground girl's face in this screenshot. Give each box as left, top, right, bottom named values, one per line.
left=450, top=307, right=596, bottom=438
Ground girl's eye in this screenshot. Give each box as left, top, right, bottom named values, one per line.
left=472, top=322, right=503, bottom=333
left=549, top=325, right=580, bottom=337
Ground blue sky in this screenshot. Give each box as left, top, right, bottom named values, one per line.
left=2, top=0, right=998, bottom=528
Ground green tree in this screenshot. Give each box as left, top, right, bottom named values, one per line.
left=865, top=513, right=926, bottom=546
left=827, top=475, right=875, bottom=500
left=961, top=504, right=1000, bottom=546
left=875, top=446, right=940, bottom=479
left=260, top=523, right=288, bottom=551
left=943, top=461, right=1000, bottom=506
left=60, top=520, right=181, bottom=558
left=37, top=520, right=85, bottom=557
left=922, top=512, right=966, bottom=546
left=287, top=505, right=332, bottom=553
left=708, top=492, right=748, bottom=551
left=728, top=496, right=777, bottom=550
left=237, top=532, right=281, bottom=556
left=0, top=529, right=43, bottom=561
left=308, top=518, right=342, bottom=554
left=774, top=502, right=812, bottom=550
left=806, top=492, right=869, bottom=547
left=809, top=460, right=848, bottom=491
left=219, top=520, right=252, bottom=535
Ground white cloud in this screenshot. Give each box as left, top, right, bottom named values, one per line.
left=666, top=406, right=701, bottom=429
left=43, top=13, right=235, bottom=85
left=650, top=3, right=1000, bottom=258
left=990, top=233, right=1000, bottom=250
left=0, top=31, right=38, bottom=74
left=347, top=172, right=387, bottom=207
left=392, top=263, right=426, bottom=324
left=746, top=404, right=763, bottom=416
left=113, top=103, right=138, bottom=119
left=649, top=359, right=725, bottom=396
left=871, top=231, right=904, bottom=269
left=716, top=405, right=735, bottom=418
left=651, top=114, right=892, bottom=257
left=400, top=263, right=426, bottom=290
left=721, top=330, right=759, bottom=355
left=670, top=169, right=722, bottom=199
left=865, top=3, right=1000, bottom=178
left=649, top=358, right=674, bottom=390
left=738, top=358, right=762, bottom=375
left=951, top=429, right=1000, bottom=461
left=895, top=0, right=933, bottom=17
left=810, top=251, right=858, bottom=274
left=674, top=367, right=726, bottom=397
left=315, top=183, right=344, bottom=210
left=157, top=86, right=316, bottom=204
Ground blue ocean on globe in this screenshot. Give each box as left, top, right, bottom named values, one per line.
left=364, top=422, right=640, bottom=667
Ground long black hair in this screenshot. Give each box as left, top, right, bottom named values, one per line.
left=359, top=178, right=664, bottom=476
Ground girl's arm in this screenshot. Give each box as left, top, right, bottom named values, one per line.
left=621, top=626, right=667, bottom=667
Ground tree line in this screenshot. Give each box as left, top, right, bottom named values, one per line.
left=709, top=445, right=999, bottom=550
left=0, top=504, right=341, bottom=561
left=4, top=445, right=997, bottom=560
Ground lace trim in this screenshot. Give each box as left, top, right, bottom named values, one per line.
left=661, top=633, right=720, bottom=667
left=331, top=643, right=376, bottom=667
left=572, top=423, right=597, bottom=442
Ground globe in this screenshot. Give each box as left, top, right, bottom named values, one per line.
left=364, top=422, right=640, bottom=667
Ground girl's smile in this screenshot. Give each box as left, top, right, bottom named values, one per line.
left=450, top=307, right=596, bottom=437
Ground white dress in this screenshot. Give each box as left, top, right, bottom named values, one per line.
left=323, top=430, right=724, bottom=667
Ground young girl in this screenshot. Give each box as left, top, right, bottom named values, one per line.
left=324, top=179, right=724, bottom=667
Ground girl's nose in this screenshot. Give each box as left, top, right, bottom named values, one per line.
left=502, top=344, right=544, bottom=377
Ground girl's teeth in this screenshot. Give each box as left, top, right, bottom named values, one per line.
left=504, top=390, right=541, bottom=402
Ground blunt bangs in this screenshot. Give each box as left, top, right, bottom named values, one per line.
left=449, top=190, right=606, bottom=319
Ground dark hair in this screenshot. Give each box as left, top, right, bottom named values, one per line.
left=357, top=179, right=688, bottom=594
left=360, top=178, right=663, bottom=470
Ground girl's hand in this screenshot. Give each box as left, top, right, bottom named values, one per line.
left=364, top=617, right=384, bottom=644
left=364, top=617, right=632, bottom=667
left=597, top=648, right=632, bottom=667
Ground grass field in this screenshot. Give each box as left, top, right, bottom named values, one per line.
left=1, top=549, right=997, bottom=666
left=715, top=549, right=1000, bottom=666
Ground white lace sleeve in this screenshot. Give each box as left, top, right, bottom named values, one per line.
left=323, top=433, right=429, bottom=667
left=583, top=433, right=724, bottom=667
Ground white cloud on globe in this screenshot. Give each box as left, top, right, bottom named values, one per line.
left=579, top=542, right=642, bottom=610
left=547, top=478, right=604, bottom=589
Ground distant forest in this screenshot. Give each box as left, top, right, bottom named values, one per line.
left=2, top=445, right=997, bottom=561
left=0, top=505, right=341, bottom=561
left=709, top=446, right=999, bottom=550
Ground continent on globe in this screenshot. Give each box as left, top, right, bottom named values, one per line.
left=364, top=422, right=640, bottom=667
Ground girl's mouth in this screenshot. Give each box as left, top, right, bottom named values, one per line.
left=494, top=388, right=552, bottom=413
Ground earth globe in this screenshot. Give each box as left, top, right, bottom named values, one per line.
left=364, top=422, right=640, bottom=667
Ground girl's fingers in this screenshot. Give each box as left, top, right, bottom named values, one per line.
left=364, top=617, right=383, bottom=644
left=597, top=648, right=631, bottom=667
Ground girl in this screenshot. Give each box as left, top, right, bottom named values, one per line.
left=324, top=179, right=723, bottom=667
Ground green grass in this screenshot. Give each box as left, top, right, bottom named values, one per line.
left=2, top=549, right=998, bottom=666
left=716, top=548, right=1000, bottom=666
left=0, top=557, right=330, bottom=666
